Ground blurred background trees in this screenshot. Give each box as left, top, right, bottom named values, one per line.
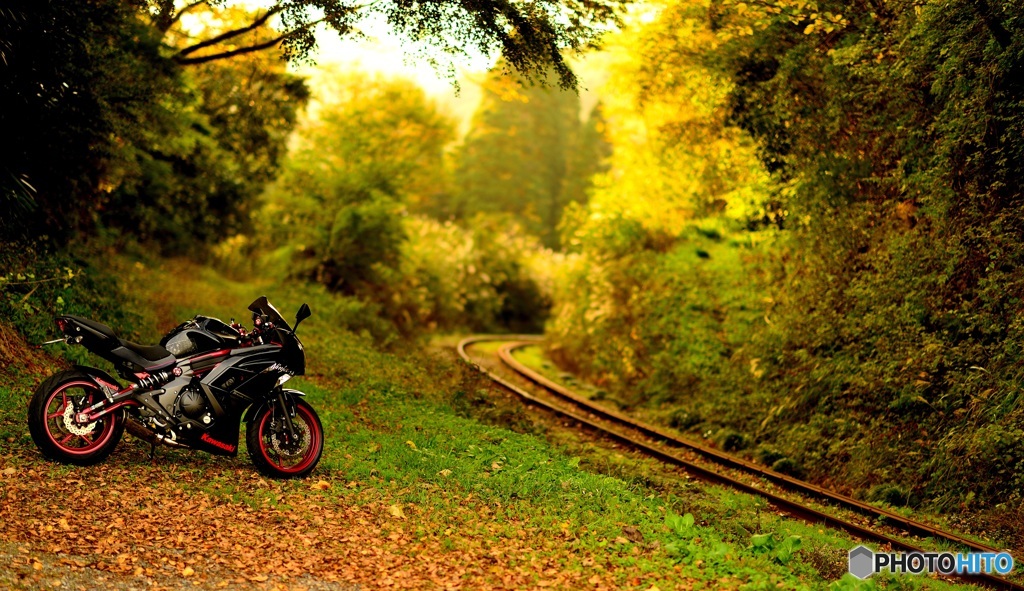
left=450, top=68, right=610, bottom=248
left=261, top=72, right=453, bottom=290
left=1, top=0, right=622, bottom=245
left=255, top=70, right=553, bottom=335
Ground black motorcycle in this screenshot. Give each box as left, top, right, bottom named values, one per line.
left=27, top=296, right=324, bottom=478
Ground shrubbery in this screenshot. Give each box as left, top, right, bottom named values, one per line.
left=545, top=0, right=1024, bottom=522
left=0, top=240, right=147, bottom=370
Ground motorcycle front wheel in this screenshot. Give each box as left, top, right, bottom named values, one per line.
left=246, top=397, right=323, bottom=478
left=28, top=370, right=124, bottom=466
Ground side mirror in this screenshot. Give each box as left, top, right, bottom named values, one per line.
left=294, top=303, right=311, bottom=331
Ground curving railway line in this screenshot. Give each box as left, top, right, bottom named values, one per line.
left=457, top=335, right=1023, bottom=591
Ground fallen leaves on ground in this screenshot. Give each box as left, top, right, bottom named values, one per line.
left=0, top=447, right=682, bottom=591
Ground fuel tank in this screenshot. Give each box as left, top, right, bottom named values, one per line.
left=160, top=316, right=240, bottom=358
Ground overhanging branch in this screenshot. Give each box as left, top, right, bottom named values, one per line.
left=174, top=34, right=290, bottom=65
left=163, top=0, right=210, bottom=32
left=173, top=5, right=285, bottom=59
left=172, top=16, right=331, bottom=66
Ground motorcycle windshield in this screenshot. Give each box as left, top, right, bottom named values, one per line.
left=248, top=296, right=292, bottom=331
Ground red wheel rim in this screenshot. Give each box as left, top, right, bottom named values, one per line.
left=42, top=381, right=116, bottom=456
left=257, top=404, right=321, bottom=475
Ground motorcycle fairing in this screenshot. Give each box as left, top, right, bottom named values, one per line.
left=193, top=414, right=242, bottom=456
left=204, top=345, right=284, bottom=401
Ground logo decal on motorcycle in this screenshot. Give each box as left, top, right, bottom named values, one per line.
left=200, top=432, right=236, bottom=452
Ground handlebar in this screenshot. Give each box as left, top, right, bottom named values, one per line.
left=235, top=316, right=275, bottom=346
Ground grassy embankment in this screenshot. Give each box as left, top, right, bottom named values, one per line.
left=0, top=248, right=976, bottom=590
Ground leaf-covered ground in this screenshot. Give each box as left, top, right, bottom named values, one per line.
left=0, top=255, right=980, bottom=590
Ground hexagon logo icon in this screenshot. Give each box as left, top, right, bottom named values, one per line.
left=848, top=545, right=875, bottom=579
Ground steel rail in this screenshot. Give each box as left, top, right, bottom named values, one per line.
left=497, top=341, right=999, bottom=553
left=456, top=335, right=1023, bottom=591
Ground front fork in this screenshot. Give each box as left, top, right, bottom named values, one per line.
left=275, top=390, right=298, bottom=439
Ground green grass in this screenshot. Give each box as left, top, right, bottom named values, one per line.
left=513, top=344, right=626, bottom=407
left=0, top=251, right=984, bottom=589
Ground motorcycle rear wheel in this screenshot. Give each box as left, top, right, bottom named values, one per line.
left=28, top=370, right=124, bottom=466
left=246, top=397, right=323, bottom=479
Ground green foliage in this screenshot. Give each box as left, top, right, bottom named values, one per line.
left=316, top=197, right=408, bottom=295
left=749, top=533, right=803, bottom=565
left=549, top=225, right=767, bottom=405
left=3, top=0, right=625, bottom=242
left=393, top=216, right=551, bottom=333
left=261, top=71, right=550, bottom=335
left=277, top=71, right=454, bottom=210
left=148, top=0, right=625, bottom=88
left=261, top=72, right=452, bottom=300
left=1, top=0, right=307, bottom=252
left=669, top=408, right=703, bottom=431
left=829, top=575, right=877, bottom=591
left=715, top=429, right=748, bottom=452
left=451, top=69, right=611, bottom=248
left=867, top=484, right=916, bottom=508
left=562, top=104, right=614, bottom=208
left=704, top=0, right=1024, bottom=509
left=1, top=0, right=173, bottom=240
left=0, top=250, right=894, bottom=588
left=546, top=0, right=1024, bottom=521
left=0, top=241, right=145, bottom=371
left=101, top=43, right=308, bottom=252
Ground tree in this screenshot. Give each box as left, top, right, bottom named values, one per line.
left=453, top=69, right=583, bottom=247
left=704, top=0, right=1024, bottom=505
left=560, top=102, right=612, bottom=211
left=0, top=1, right=308, bottom=247
left=262, top=70, right=455, bottom=293
left=2, top=0, right=627, bottom=245
left=147, top=0, right=627, bottom=88
left=0, top=0, right=177, bottom=240
left=100, top=37, right=309, bottom=251
left=549, top=0, right=1024, bottom=511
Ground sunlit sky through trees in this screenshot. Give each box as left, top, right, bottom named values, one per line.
left=178, top=0, right=618, bottom=131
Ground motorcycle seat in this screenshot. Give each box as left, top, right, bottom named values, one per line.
left=63, top=315, right=175, bottom=370
left=118, top=339, right=174, bottom=364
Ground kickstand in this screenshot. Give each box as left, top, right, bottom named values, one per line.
left=149, top=441, right=158, bottom=461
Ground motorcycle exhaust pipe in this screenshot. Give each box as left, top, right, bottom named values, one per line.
left=124, top=419, right=157, bottom=443
left=156, top=434, right=189, bottom=448
left=124, top=420, right=189, bottom=449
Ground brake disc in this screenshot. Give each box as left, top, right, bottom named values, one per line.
left=63, top=404, right=97, bottom=437
left=271, top=420, right=311, bottom=457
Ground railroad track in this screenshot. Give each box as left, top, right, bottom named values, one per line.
left=457, top=335, right=1023, bottom=591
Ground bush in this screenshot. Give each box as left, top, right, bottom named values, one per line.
left=386, top=215, right=551, bottom=334
left=0, top=240, right=145, bottom=368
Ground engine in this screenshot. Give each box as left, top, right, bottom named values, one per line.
left=175, top=386, right=210, bottom=422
